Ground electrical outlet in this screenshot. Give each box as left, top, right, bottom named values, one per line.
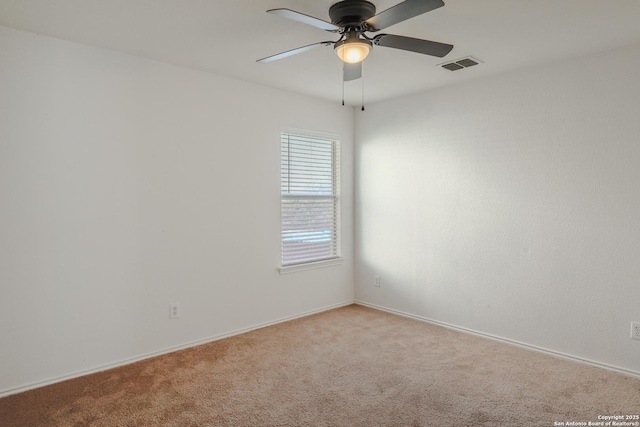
left=631, top=322, right=640, bottom=340
left=374, top=275, right=381, bottom=287
left=170, top=303, right=180, bottom=319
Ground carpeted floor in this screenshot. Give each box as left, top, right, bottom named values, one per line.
left=1, top=305, right=639, bottom=426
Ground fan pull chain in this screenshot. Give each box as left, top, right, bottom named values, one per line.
left=342, top=69, right=345, bottom=106
left=361, top=61, right=365, bottom=111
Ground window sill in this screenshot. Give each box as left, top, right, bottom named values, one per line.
left=278, top=258, right=344, bottom=275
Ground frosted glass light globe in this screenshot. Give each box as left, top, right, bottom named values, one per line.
left=335, top=39, right=372, bottom=64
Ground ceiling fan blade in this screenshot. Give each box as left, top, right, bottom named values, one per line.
left=268, top=9, right=339, bottom=32
left=344, top=63, right=362, bottom=81
left=365, top=0, right=445, bottom=32
left=374, top=34, right=453, bottom=57
left=257, top=41, right=334, bottom=63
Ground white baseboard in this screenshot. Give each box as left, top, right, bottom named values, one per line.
left=0, top=300, right=355, bottom=398
left=355, top=300, right=640, bottom=379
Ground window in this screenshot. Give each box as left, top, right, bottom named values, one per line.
left=280, top=132, right=340, bottom=268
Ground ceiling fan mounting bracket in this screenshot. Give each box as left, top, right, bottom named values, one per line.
left=329, top=0, right=376, bottom=29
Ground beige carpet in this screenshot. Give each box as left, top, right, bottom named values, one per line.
left=1, top=305, right=639, bottom=426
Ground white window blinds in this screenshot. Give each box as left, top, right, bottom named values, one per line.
left=281, top=132, right=340, bottom=266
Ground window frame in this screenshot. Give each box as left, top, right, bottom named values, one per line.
left=278, top=130, right=342, bottom=274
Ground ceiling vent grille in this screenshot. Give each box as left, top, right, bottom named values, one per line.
left=439, top=56, right=482, bottom=71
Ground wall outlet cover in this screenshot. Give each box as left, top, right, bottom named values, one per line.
left=631, top=322, right=640, bottom=340
left=170, top=303, right=180, bottom=319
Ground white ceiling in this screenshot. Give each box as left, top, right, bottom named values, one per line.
left=1, top=0, right=640, bottom=106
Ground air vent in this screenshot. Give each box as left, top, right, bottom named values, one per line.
left=439, top=56, right=483, bottom=71
left=442, top=62, right=463, bottom=71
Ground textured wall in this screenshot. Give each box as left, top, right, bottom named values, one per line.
left=0, top=25, right=354, bottom=395
left=355, top=43, right=640, bottom=375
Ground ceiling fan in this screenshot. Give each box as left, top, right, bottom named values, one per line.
left=257, top=0, right=454, bottom=84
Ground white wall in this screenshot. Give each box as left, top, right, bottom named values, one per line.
left=355, top=43, right=640, bottom=375
left=0, top=25, right=354, bottom=395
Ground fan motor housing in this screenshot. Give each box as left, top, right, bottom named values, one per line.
left=329, top=0, right=376, bottom=27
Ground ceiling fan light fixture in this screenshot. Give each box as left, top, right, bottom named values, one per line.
left=334, top=38, right=372, bottom=64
